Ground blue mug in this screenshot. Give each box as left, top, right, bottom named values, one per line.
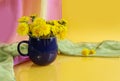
left=17, top=37, right=58, bottom=66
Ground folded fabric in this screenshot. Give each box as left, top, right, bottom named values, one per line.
left=0, top=43, right=28, bottom=81
left=14, top=56, right=29, bottom=65
left=58, top=39, right=120, bottom=57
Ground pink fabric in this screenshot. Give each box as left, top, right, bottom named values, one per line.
left=46, top=0, right=62, bottom=20
left=0, top=0, right=28, bottom=65
left=14, top=56, right=29, bottom=65
left=0, top=0, right=22, bottom=43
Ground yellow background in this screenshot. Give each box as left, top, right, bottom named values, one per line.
left=14, top=0, right=120, bottom=81
left=62, top=0, right=120, bottom=42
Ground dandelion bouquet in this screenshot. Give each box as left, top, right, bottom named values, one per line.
left=17, top=15, right=67, bottom=65
left=17, top=15, right=67, bottom=39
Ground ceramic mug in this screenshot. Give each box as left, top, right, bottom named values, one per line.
left=17, top=37, right=58, bottom=66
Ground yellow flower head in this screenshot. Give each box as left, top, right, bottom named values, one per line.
left=39, top=24, right=50, bottom=36
left=51, top=25, right=59, bottom=35
left=57, top=25, right=67, bottom=39
left=52, top=20, right=60, bottom=26
left=59, top=25, right=67, bottom=32
left=31, top=26, right=41, bottom=37
left=81, top=48, right=90, bottom=56
left=18, top=16, right=30, bottom=22
left=33, top=18, right=46, bottom=25
left=32, top=24, right=50, bottom=37
left=57, top=31, right=66, bottom=39
left=89, top=49, right=96, bottom=54
left=17, top=23, right=29, bottom=36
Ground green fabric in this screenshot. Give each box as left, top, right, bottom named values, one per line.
left=0, top=43, right=26, bottom=81
left=58, top=40, right=120, bottom=57
left=1, top=40, right=120, bottom=81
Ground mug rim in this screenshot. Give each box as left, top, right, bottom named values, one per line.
left=29, top=35, right=56, bottom=39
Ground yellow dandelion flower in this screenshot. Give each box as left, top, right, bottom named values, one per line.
left=59, top=26, right=64, bottom=32
left=18, top=16, right=30, bottom=22
left=39, top=24, right=50, bottom=36
left=32, top=24, right=50, bottom=37
left=60, top=26, right=67, bottom=32
left=17, top=23, right=29, bottom=36
left=57, top=25, right=67, bottom=39
left=31, top=26, right=41, bottom=37
left=89, top=49, right=96, bottom=55
left=63, top=26, right=67, bottom=31
left=81, top=48, right=90, bottom=56
left=51, top=26, right=59, bottom=35
left=53, top=20, right=60, bottom=26
left=33, top=18, right=46, bottom=25
left=57, top=31, right=66, bottom=39
left=29, top=23, right=36, bottom=32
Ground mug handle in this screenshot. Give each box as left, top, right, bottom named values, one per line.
left=17, top=41, right=29, bottom=56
